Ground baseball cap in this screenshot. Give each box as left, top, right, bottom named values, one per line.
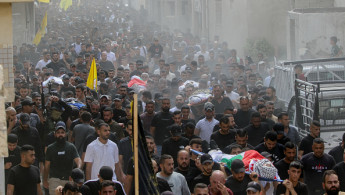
left=170, top=125, right=183, bottom=137
left=113, top=94, right=122, bottom=101
left=204, top=102, right=215, bottom=111
left=273, top=123, right=284, bottom=134
left=55, top=121, right=66, bottom=131
left=100, top=95, right=111, bottom=100
left=71, top=168, right=85, bottom=184
left=19, top=113, right=31, bottom=125
left=226, top=80, right=233, bottom=87
left=21, top=99, right=34, bottom=107
left=231, top=159, right=245, bottom=173
left=255, top=81, right=263, bottom=87
left=247, top=181, right=261, bottom=192
left=99, top=166, right=113, bottom=180
left=62, top=74, right=70, bottom=80
left=200, top=154, right=213, bottom=165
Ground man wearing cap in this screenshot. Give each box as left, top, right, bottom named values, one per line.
left=60, top=74, right=75, bottom=97
left=82, top=166, right=125, bottom=195
left=157, top=154, right=191, bottom=195
left=11, top=113, right=44, bottom=168
left=209, top=170, right=233, bottom=195
left=246, top=181, right=262, bottom=195
left=254, top=131, right=285, bottom=163
left=18, top=99, right=41, bottom=130
left=225, top=159, right=259, bottom=195
left=194, top=102, right=219, bottom=143
left=191, top=154, right=215, bottom=191
left=43, top=121, right=81, bottom=195
left=161, top=124, right=189, bottom=164
left=112, top=94, right=127, bottom=122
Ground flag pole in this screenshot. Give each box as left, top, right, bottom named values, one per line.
left=133, top=94, right=139, bottom=195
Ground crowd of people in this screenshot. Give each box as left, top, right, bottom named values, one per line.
left=4, top=1, right=345, bottom=195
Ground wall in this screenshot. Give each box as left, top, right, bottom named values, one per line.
left=287, top=8, right=345, bottom=60
left=12, top=2, right=35, bottom=47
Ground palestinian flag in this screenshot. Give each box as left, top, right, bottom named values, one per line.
left=211, top=150, right=265, bottom=172
left=128, top=76, right=146, bottom=87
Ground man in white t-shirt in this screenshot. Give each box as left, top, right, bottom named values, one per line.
left=35, top=51, right=51, bottom=71
left=84, top=123, right=124, bottom=183
left=105, top=44, right=116, bottom=65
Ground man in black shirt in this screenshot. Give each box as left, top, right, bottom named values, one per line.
left=234, top=96, right=254, bottom=128
left=4, top=134, right=21, bottom=193
left=329, top=132, right=345, bottom=164
left=7, top=145, right=42, bottom=195
left=43, top=123, right=82, bottom=195
left=232, top=129, right=254, bottom=150
left=211, top=116, right=236, bottom=152
left=161, top=124, right=189, bottom=164
left=174, top=150, right=191, bottom=177
left=148, top=38, right=163, bottom=58
left=274, top=142, right=297, bottom=180
left=254, top=131, right=285, bottom=163
left=276, top=161, right=308, bottom=195
left=211, top=84, right=234, bottom=114
left=11, top=113, right=44, bottom=167
left=191, top=154, right=214, bottom=192
left=298, top=120, right=320, bottom=159
left=46, top=51, right=66, bottom=76
left=119, top=120, right=134, bottom=174
left=60, top=75, right=76, bottom=97
left=150, top=98, right=174, bottom=155
left=99, top=51, right=115, bottom=71
left=301, top=138, right=336, bottom=195
left=244, top=112, right=269, bottom=147
left=225, top=159, right=259, bottom=195
left=322, top=170, right=344, bottom=195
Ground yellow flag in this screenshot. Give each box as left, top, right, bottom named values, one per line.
left=38, top=0, right=50, bottom=3
left=60, top=0, right=72, bottom=11
left=32, top=12, right=47, bottom=45
left=86, top=58, right=98, bottom=91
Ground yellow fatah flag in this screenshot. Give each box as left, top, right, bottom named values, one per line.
left=38, top=0, right=50, bottom=3
left=86, top=58, right=98, bottom=91
left=60, top=0, right=73, bottom=11
left=32, top=12, right=47, bottom=45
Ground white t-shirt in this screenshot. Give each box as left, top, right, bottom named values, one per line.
left=84, top=138, right=119, bottom=180
left=106, top=51, right=116, bottom=63
left=195, top=118, right=219, bottom=143
left=36, top=59, right=51, bottom=71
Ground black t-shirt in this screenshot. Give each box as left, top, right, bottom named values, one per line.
left=276, top=181, right=308, bottom=195
left=274, top=159, right=290, bottom=180
left=119, top=136, right=133, bottom=174
left=211, top=97, right=234, bottom=114
left=45, top=141, right=79, bottom=179
left=46, top=61, right=66, bottom=76
left=299, top=134, right=314, bottom=155
left=244, top=123, right=269, bottom=147
left=254, top=142, right=285, bottom=163
left=301, top=153, right=335, bottom=193
left=210, top=130, right=236, bottom=151
left=148, top=44, right=163, bottom=58
left=328, top=145, right=344, bottom=164
left=83, top=179, right=125, bottom=195
left=99, top=60, right=114, bottom=71
left=150, top=111, right=174, bottom=145
left=161, top=137, right=189, bottom=164
left=225, top=174, right=251, bottom=195
left=234, top=109, right=254, bottom=128
left=7, top=164, right=41, bottom=195
left=191, top=174, right=210, bottom=192
left=333, top=161, right=345, bottom=191
left=4, top=146, right=21, bottom=190
left=112, top=108, right=127, bottom=122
